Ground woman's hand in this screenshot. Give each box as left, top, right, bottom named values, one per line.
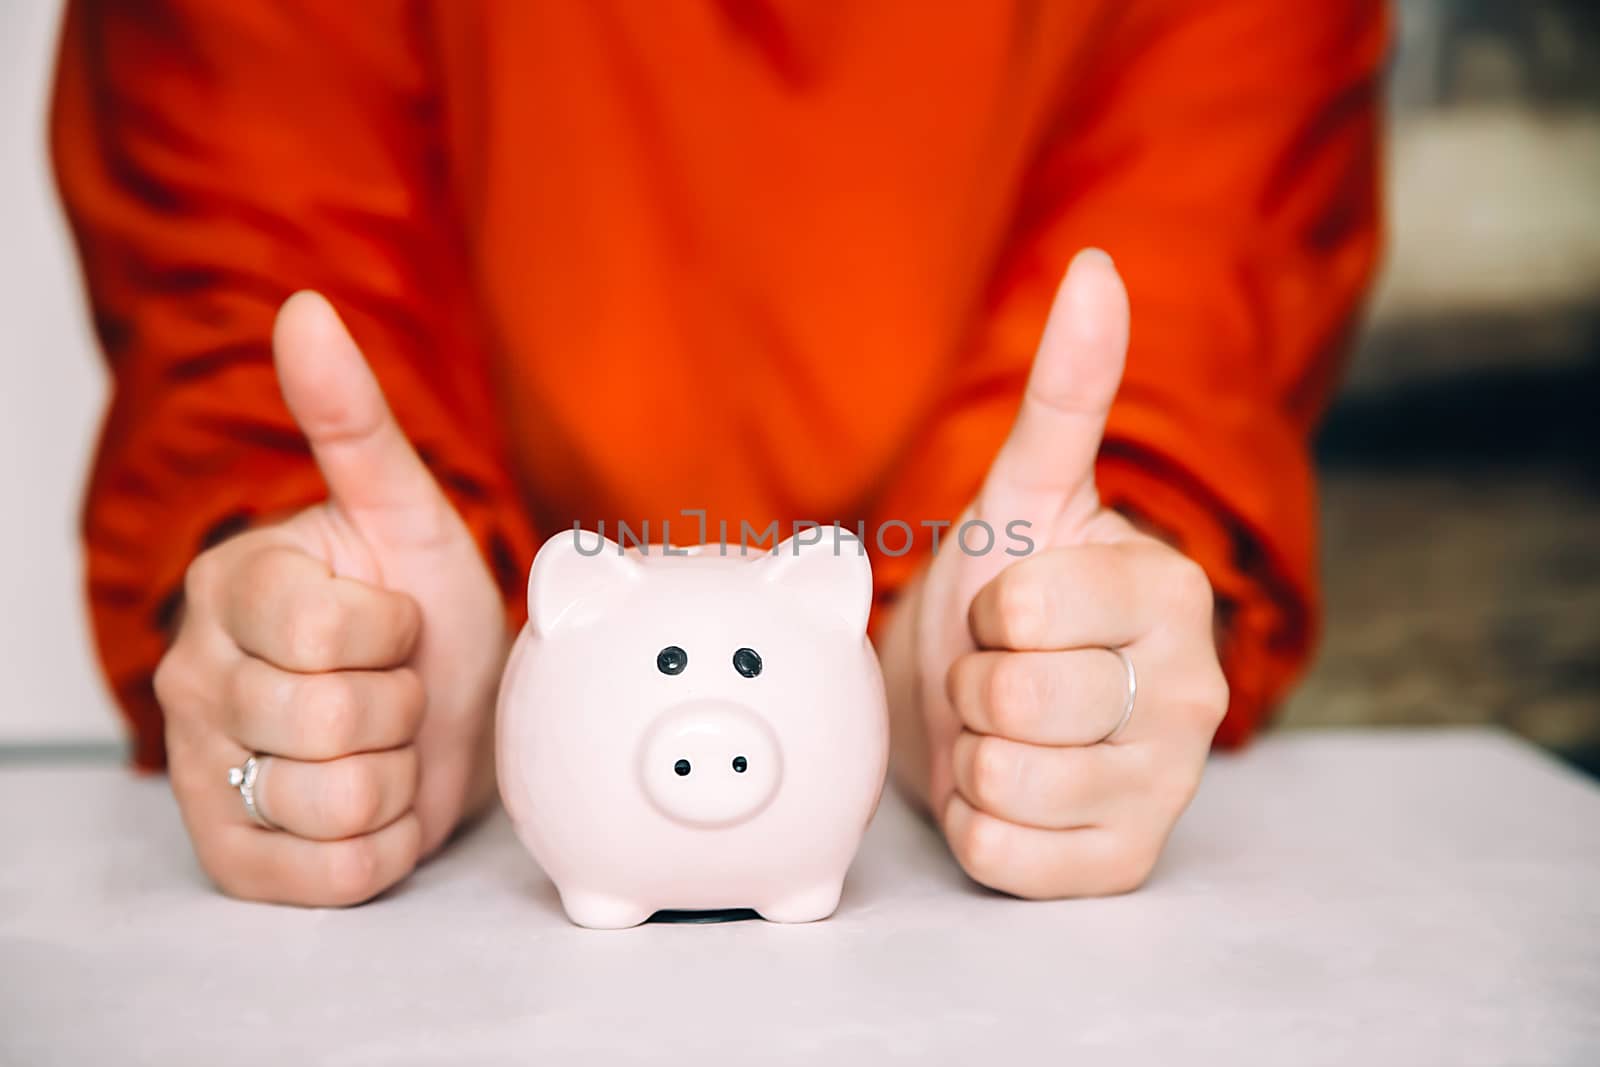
left=880, top=250, right=1229, bottom=898
left=153, top=293, right=507, bottom=906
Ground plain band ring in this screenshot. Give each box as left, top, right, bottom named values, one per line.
left=227, top=755, right=279, bottom=830
left=1099, top=647, right=1137, bottom=743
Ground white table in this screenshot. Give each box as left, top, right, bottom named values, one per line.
left=3, top=727, right=1597, bottom=1065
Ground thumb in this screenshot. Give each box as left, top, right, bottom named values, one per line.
left=273, top=291, right=452, bottom=537
left=975, top=248, right=1129, bottom=545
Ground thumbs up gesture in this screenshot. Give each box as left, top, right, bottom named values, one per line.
left=154, top=293, right=507, bottom=905
left=881, top=250, right=1230, bottom=898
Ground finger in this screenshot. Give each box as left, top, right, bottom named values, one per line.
left=227, top=658, right=425, bottom=760
left=204, top=813, right=423, bottom=907
left=254, top=748, right=419, bottom=842
left=273, top=291, right=454, bottom=541
left=968, top=541, right=1213, bottom=651
left=950, top=730, right=1145, bottom=830
left=943, top=794, right=1157, bottom=899
left=975, top=249, right=1129, bottom=545
left=947, top=648, right=1132, bottom=746
left=222, top=545, right=422, bottom=672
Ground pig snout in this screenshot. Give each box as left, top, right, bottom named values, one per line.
left=638, top=701, right=783, bottom=828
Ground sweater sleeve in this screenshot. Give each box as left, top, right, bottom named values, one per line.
left=51, top=0, right=538, bottom=769
left=868, top=0, right=1388, bottom=746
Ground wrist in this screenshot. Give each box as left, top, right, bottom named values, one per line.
left=878, top=570, right=937, bottom=818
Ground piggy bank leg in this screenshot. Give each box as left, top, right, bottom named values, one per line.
left=559, top=889, right=652, bottom=930
left=757, top=880, right=844, bottom=924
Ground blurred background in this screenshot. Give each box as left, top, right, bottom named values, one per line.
left=1, top=1, right=1596, bottom=769
left=1281, top=0, right=1600, bottom=776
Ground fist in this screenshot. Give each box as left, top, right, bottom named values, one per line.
left=883, top=250, right=1229, bottom=898
left=153, top=293, right=506, bottom=905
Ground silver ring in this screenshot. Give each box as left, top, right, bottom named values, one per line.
left=1099, top=647, right=1137, bottom=743
left=227, top=755, right=279, bottom=830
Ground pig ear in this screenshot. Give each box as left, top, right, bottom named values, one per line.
left=528, top=529, right=641, bottom=635
left=760, top=528, right=873, bottom=634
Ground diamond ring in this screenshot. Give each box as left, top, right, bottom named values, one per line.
left=227, top=754, right=279, bottom=830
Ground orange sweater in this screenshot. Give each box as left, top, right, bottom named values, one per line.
left=52, top=1, right=1386, bottom=770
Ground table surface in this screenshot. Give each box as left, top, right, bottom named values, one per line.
left=3, top=727, right=1598, bottom=1066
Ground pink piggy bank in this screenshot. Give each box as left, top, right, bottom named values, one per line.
left=496, top=528, right=889, bottom=928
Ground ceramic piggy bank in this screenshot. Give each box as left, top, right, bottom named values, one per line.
left=496, top=528, right=889, bottom=928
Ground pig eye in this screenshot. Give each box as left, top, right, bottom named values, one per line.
left=732, top=647, right=762, bottom=678
left=657, top=646, right=688, bottom=675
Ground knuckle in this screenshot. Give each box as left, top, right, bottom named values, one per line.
left=1165, top=555, right=1215, bottom=622
left=151, top=649, right=185, bottom=711
left=153, top=646, right=210, bottom=737
left=968, top=737, right=1014, bottom=810
left=994, top=571, right=1046, bottom=646
left=1195, top=666, right=1231, bottom=725
left=283, top=592, right=347, bottom=669
left=195, top=836, right=257, bottom=901
left=1096, top=836, right=1160, bottom=896
left=301, top=676, right=361, bottom=755
left=205, top=860, right=252, bottom=902
left=212, top=876, right=256, bottom=903
left=323, top=836, right=385, bottom=906
left=1169, top=665, right=1229, bottom=734
left=182, top=547, right=223, bottom=606
left=163, top=731, right=214, bottom=803
left=325, top=760, right=384, bottom=834
left=232, top=656, right=284, bottom=715
left=954, top=810, right=1012, bottom=885
left=945, top=655, right=975, bottom=711
left=985, top=657, right=1037, bottom=735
